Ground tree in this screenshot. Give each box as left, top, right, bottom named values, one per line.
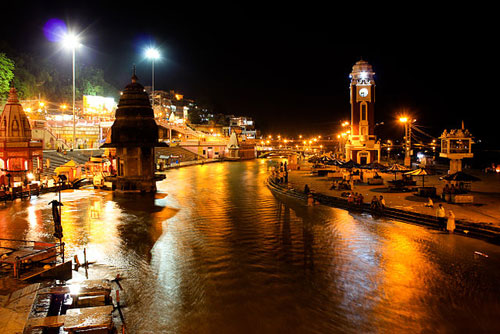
left=0, top=53, right=14, bottom=98
left=78, top=64, right=118, bottom=99
left=188, top=109, right=203, bottom=124
left=1, top=42, right=119, bottom=102
left=214, top=113, right=229, bottom=126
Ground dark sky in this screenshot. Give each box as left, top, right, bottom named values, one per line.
left=1, top=4, right=497, bottom=144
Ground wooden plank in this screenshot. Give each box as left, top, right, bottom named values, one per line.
left=19, top=260, right=71, bottom=281
left=63, top=305, right=114, bottom=332
left=37, top=286, right=71, bottom=295
left=38, top=279, right=111, bottom=297
left=0, top=248, right=13, bottom=256
left=75, top=295, right=106, bottom=308
left=26, top=315, right=66, bottom=329
left=0, top=249, right=36, bottom=264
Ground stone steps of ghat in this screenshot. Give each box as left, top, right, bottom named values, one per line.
left=155, top=146, right=204, bottom=162
left=34, top=150, right=104, bottom=177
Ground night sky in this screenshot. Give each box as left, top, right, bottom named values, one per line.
left=1, top=4, right=496, bottom=145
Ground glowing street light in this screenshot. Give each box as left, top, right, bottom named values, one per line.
left=62, top=31, right=81, bottom=149
left=399, top=116, right=413, bottom=166
left=145, top=47, right=160, bottom=108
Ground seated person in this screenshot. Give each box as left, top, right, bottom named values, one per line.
left=424, top=197, right=434, bottom=208
left=370, top=196, right=381, bottom=209
left=347, top=192, right=354, bottom=204
left=357, top=193, right=364, bottom=205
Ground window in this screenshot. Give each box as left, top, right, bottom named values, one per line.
left=361, top=103, right=367, bottom=121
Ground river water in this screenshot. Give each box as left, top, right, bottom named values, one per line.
left=2, top=160, right=500, bottom=333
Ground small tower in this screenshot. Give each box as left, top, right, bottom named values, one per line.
left=101, top=71, right=166, bottom=192
left=439, top=122, right=474, bottom=174
left=227, top=131, right=240, bottom=160
left=0, top=86, right=43, bottom=186
left=345, top=60, right=381, bottom=164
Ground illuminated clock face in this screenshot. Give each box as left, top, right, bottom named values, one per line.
left=359, top=88, right=369, bottom=97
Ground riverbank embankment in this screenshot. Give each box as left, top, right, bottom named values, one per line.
left=267, top=166, right=500, bottom=244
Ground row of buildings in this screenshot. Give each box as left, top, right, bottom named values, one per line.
left=0, top=74, right=259, bottom=189
left=14, top=87, right=257, bottom=151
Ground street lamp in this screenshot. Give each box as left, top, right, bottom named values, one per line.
left=399, top=116, right=412, bottom=166
left=62, top=32, right=81, bottom=149
left=145, top=47, right=160, bottom=108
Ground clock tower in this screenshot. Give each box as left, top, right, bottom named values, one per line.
left=345, top=60, right=381, bottom=164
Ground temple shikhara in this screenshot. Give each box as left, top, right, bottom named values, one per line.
left=0, top=86, right=43, bottom=187
left=101, top=71, right=166, bottom=192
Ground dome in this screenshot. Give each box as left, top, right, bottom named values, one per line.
left=350, top=59, right=375, bottom=82
left=0, top=87, right=32, bottom=142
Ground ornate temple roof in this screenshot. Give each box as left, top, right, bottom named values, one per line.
left=0, top=87, right=32, bottom=142
left=102, top=72, right=164, bottom=148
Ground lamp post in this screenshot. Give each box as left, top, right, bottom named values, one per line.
left=62, top=32, right=80, bottom=149
left=145, top=48, right=160, bottom=109
left=399, top=117, right=412, bottom=166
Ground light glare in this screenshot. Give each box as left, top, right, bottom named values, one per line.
left=146, top=48, right=160, bottom=59
left=62, top=32, right=81, bottom=49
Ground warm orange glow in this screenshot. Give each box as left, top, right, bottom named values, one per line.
left=175, top=94, right=183, bottom=100
left=399, top=117, right=408, bottom=123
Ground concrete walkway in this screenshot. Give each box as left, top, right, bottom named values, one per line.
left=287, top=164, right=500, bottom=228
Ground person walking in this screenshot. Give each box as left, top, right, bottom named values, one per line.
left=447, top=210, right=456, bottom=233
left=436, top=204, right=446, bottom=231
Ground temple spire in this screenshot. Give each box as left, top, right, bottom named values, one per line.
left=131, top=64, right=138, bottom=83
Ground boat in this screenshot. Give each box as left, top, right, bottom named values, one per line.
left=0, top=239, right=125, bottom=333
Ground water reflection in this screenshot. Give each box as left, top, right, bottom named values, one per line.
left=1, top=160, right=500, bottom=333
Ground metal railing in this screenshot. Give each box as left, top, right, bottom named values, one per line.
left=0, top=238, right=64, bottom=278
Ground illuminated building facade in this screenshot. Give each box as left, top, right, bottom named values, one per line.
left=439, top=125, right=474, bottom=174
left=345, top=60, right=381, bottom=164
left=0, top=87, right=43, bottom=186
left=146, top=88, right=192, bottom=120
